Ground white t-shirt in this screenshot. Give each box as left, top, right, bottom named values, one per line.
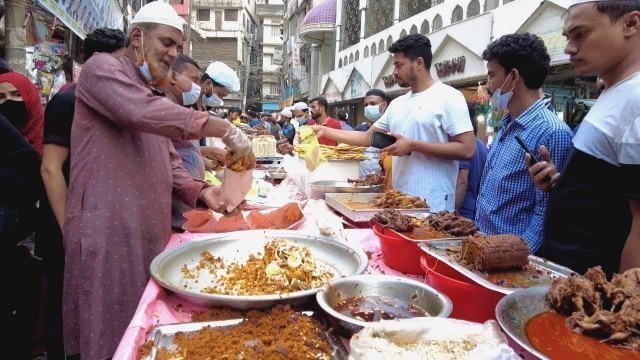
left=374, top=81, right=473, bottom=211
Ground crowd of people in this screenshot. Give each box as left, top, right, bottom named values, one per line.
left=0, top=0, right=638, bottom=359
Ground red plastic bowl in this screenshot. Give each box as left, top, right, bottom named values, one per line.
left=372, top=222, right=424, bottom=275
left=420, top=256, right=505, bottom=323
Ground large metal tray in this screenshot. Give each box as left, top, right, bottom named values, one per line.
left=419, top=240, right=573, bottom=295
left=139, top=311, right=349, bottom=360
left=310, top=181, right=383, bottom=196
left=495, top=286, right=551, bottom=360
left=325, top=193, right=431, bottom=223
left=150, top=230, right=369, bottom=309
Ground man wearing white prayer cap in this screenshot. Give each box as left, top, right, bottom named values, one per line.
left=528, top=0, right=640, bottom=278
left=61, top=2, right=254, bottom=358
left=200, top=61, right=241, bottom=108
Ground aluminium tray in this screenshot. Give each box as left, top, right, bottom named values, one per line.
left=324, top=193, right=431, bottom=223
left=418, top=239, right=573, bottom=295
left=139, top=311, right=348, bottom=360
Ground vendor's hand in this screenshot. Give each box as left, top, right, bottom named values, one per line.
left=310, top=125, right=325, bottom=139
left=224, top=200, right=247, bottom=217
left=382, top=133, right=413, bottom=156
left=525, top=145, right=560, bottom=192
left=222, top=126, right=252, bottom=164
left=198, top=186, right=227, bottom=213
left=200, top=146, right=228, bottom=163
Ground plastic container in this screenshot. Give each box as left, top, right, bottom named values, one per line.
left=373, top=222, right=424, bottom=275
left=420, top=256, right=505, bottom=323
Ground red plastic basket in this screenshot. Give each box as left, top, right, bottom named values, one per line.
left=420, top=256, right=505, bottom=323
left=372, top=222, right=424, bottom=275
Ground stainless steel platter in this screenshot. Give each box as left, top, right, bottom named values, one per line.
left=419, top=240, right=573, bottom=294
left=310, top=181, right=383, bottom=198
left=324, top=193, right=431, bottom=223
left=150, top=230, right=369, bottom=309
left=495, top=285, right=551, bottom=360
left=139, top=311, right=349, bottom=360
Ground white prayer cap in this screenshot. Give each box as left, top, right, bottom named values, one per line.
left=281, top=106, right=294, bottom=118
left=293, top=102, right=309, bottom=111
left=131, top=2, right=186, bottom=33
left=569, top=0, right=605, bottom=7
left=205, top=62, right=240, bottom=92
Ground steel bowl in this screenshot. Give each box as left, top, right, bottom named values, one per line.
left=150, top=230, right=369, bottom=310
left=316, top=274, right=453, bottom=337
left=309, top=180, right=383, bottom=199
left=495, top=285, right=551, bottom=360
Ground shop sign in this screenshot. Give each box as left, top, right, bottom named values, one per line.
left=324, top=91, right=342, bottom=103
left=350, top=72, right=364, bottom=99
left=538, top=28, right=570, bottom=63
left=434, top=56, right=466, bottom=78
left=37, top=0, right=123, bottom=39
left=382, top=74, right=396, bottom=88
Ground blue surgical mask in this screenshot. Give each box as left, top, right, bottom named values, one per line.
left=490, top=75, right=517, bottom=111
left=176, top=73, right=202, bottom=106
left=295, top=116, right=306, bottom=124
left=203, top=92, right=224, bottom=107
left=364, top=104, right=382, bottom=121
left=136, top=33, right=153, bottom=83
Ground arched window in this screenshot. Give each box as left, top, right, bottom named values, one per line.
left=485, top=0, right=499, bottom=11
left=399, top=0, right=431, bottom=22
left=467, top=0, right=480, bottom=17
left=386, top=35, right=394, bottom=50
left=355, top=50, right=360, bottom=61
left=433, top=14, right=443, bottom=31
left=349, top=54, right=354, bottom=64
left=344, top=56, right=348, bottom=65
left=378, top=39, right=385, bottom=53
left=451, top=5, right=463, bottom=23
left=364, top=46, right=370, bottom=58
left=371, top=43, right=377, bottom=55
left=420, top=20, right=430, bottom=34
left=410, top=25, right=418, bottom=34
left=503, top=0, right=514, bottom=3
left=338, top=58, right=343, bottom=68
left=365, top=0, right=395, bottom=38
left=400, top=29, right=407, bottom=38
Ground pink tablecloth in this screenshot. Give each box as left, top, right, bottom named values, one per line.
left=113, top=229, right=422, bottom=359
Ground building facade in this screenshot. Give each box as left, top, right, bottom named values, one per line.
left=256, top=1, right=284, bottom=112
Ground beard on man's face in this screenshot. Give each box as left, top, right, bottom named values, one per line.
left=144, top=46, right=173, bottom=88
left=311, top=111, right=321, bottom=119
left=396, top=66, right=417, bottom=88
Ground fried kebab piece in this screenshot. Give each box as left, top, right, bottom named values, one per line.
left=372, top=209, right=417, bottom=232
left=425, top=211, right=479, bottom=237
left=372, top=189, right=428, bottom=209
left=225, top=151, right=256, bottom=172
left=348, top=173, right=385, bottom=186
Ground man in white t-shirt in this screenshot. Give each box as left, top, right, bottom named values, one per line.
left=311, top=34, right=475, bottom=211
left=527, top=0, right=640, bottom=276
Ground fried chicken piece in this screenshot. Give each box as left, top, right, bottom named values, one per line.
left=225, top=151, right=256, bottom=172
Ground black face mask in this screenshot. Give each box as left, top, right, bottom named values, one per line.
left=0, top=99, right=28, bottom=129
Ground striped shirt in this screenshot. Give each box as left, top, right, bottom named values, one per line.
left=475, top=99, right=574, bottom=253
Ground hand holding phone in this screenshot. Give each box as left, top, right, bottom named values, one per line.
left=371, top=131, right=397, bottom=149
left=515, top=135, right=550, bottom=183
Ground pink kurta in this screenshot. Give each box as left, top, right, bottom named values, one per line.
left=63, top=53, right=211, bottom=358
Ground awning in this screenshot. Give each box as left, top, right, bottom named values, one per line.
left=262, top=103, right=280, bottom=111
left=299, top=0, right=336, bottom=44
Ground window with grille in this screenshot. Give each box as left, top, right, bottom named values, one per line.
left=197, top=9, right=210, bottom=22
left=271, top=26, right=280, bottom=37
left=467, top=0, right=480, bottom=17
left=340, top=0, right=361, bottom=50
left=421, top=20, right=430, bottom=34
left=433, top=14, right=443, bottom=30
left=400, top=0, right=431, bottom=22
left=452, top=5, right=463, bottom=23
left=365, top=0, right=395, bottom=38
left=485, top=0, right=499, bottom=11
left=269, top=84, right=279, bottom=94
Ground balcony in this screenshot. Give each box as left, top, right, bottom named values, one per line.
left=257, top=4, right=284, bottom=18
left=193, top=0, right=242, bottom=8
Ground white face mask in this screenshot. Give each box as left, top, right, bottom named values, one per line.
left=203, top=92, right=224, bottom=107
left=364, top=104, right=383, bottom=121
left=176, top=72, right=201, bottom=106
left=136, top=33, right=153, bottom=83
left=295, top=116, right=307, bottom=124
left=490, top=74, right=517, bottom=111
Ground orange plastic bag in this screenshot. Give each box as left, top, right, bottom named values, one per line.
left=266, top=202, right=304, bottom=229
left=246, top=210, right=277, bottom=230
left=182, top=209, right=218, bottom=232
left=216, top=212, right=249, bottom=233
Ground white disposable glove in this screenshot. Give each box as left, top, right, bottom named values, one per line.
left=222, top=126, right=252, bottom=164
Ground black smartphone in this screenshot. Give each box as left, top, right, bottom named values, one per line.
left=515, top=135, right=550, bottom=183
left=371, top=131, right=397, bottom=149
left=515, top=135, right=540, bottom=165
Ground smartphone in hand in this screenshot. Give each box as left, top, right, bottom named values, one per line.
left=371, top=131, right=397, bottom=149
left=515, top=135, right=550, bottom=183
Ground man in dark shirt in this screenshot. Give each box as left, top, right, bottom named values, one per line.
left=528, top=1, right=640, bottom=277
left=39, top=27, right=126, bottom=359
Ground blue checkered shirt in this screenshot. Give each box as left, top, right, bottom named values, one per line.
left=475, top=99, right=574, bottom=253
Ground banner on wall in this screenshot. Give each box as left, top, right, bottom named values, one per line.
left=37, top=0, right=124, bottom=39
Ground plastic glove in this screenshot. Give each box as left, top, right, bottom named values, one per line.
left=222, top=126, right=252, bottom=164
